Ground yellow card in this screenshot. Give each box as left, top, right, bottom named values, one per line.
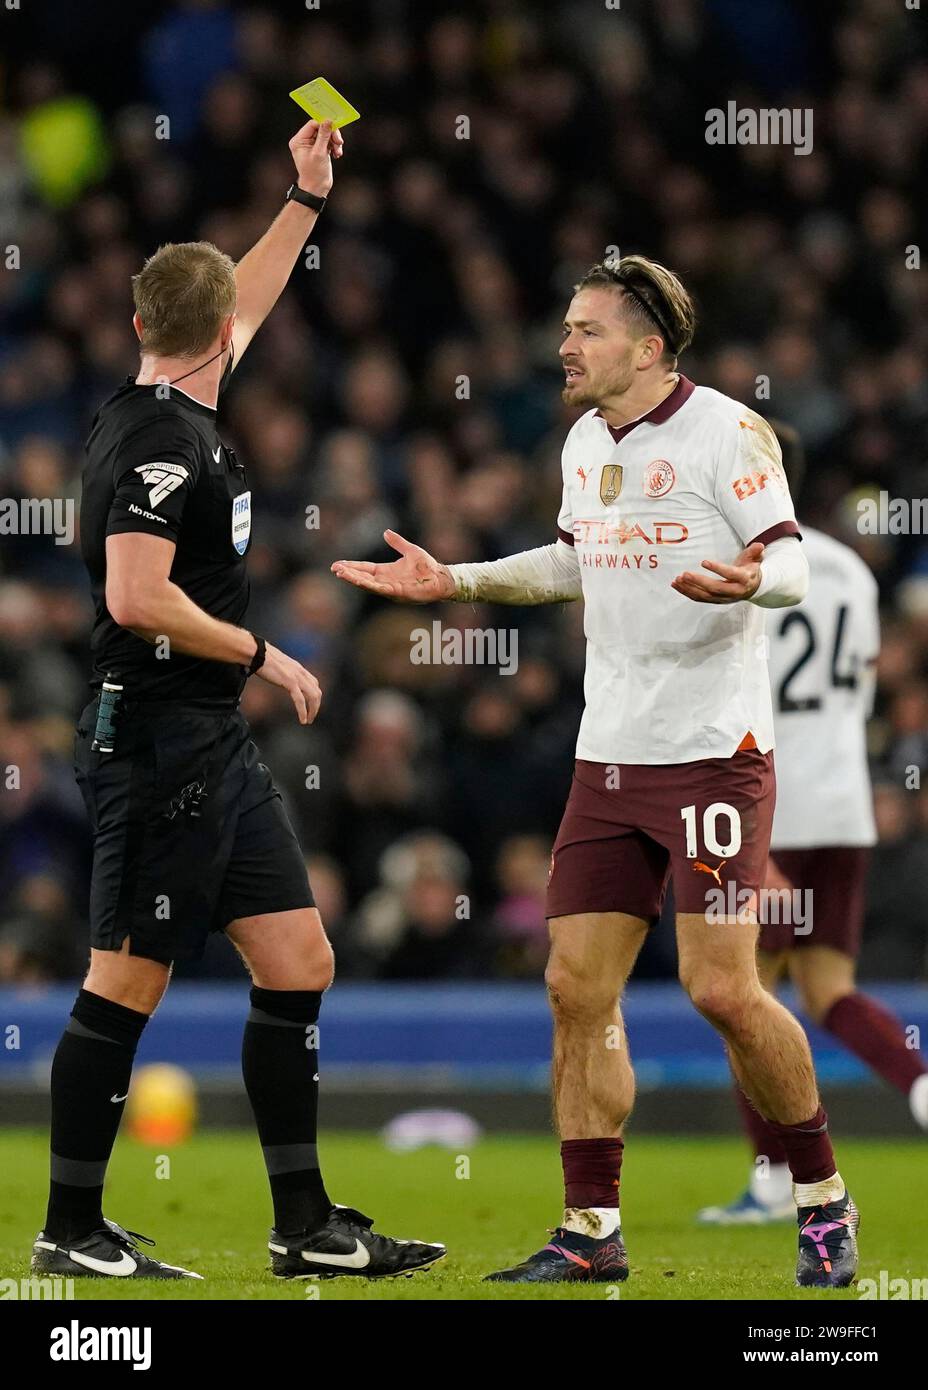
left=289, top=78, right=360, bottom=129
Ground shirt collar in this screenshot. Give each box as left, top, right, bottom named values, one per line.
left=596, top=374, right=695, bottom=443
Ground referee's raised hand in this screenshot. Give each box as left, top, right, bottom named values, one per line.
left=289, top=118, right=344, bottom=197
left=256, top=643, right=322, bottom=724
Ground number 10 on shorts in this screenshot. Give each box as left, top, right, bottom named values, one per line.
left=680, top=802, right=743, bottom=859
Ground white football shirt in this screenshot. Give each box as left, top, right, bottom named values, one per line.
left=768, top=525, right=879, bottom=849
left=557, top=376, right=800, bottom=764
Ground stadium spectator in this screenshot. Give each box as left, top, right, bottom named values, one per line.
left=352, top=830, right=494, bottom=978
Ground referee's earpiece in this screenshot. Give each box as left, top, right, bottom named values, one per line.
left=168, top=337, right=235, bottom=390
left=219, top=339, right=235, bottom=396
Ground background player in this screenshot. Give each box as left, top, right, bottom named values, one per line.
left=333, top=256, right=860, bottom=1288
left=699, top=421, right=928, bottom=1226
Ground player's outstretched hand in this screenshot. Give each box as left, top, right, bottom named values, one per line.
left=671, top=541, right=764, bottom=605
left=331, top=530, right=456, bottom=603
left=256, top=642, right=322, bottom=725
left=289, top=118, right=344, bottom=198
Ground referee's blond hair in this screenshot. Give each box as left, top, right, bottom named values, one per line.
left=132, top=241, right=236, bottom=358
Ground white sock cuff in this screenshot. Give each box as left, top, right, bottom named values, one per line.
left=562, top=1206, right=621, bottom=1238
left=793, top=1172, right=845, bottom=1208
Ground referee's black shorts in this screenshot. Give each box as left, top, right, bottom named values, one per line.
left=74, top=696, right=314, bottom=965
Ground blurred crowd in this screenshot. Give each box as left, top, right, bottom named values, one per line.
left=0, top=0, right=926, bottom=984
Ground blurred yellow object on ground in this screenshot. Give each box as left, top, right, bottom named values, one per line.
left=126, top=1063, right=197, bottom=1146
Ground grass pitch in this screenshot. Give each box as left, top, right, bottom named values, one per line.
left=1, top=1129, right=924, bottom=1300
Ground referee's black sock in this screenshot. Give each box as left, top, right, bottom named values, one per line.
left=242, top=986, right=332, bottom=1234
left=44, top=989, right=149, bottom=1243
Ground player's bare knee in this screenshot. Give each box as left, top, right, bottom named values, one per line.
left=790, top=952, right=853, bottom=1026
left=545, top=960, right=616, bottom=1024
left=682, top=969, right=753, bottom=1033
left=798, top=981, right=846, bottom=1028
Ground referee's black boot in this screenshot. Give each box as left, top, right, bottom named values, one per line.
left=32, top=1218, right=203, bottom=1280
left=269, top=1205, right=445, bottom=1279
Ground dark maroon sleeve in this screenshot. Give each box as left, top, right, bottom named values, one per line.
left=749, top=520, right=801, bottom=547
left=557, top=526, right=575, bottom=546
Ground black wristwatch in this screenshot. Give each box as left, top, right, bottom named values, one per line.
left=286, top=183, right=327, bottom=213
left=247, top=634, right=267, bottom=676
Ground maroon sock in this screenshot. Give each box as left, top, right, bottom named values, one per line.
left=823, top=992, right=927, bottom=1095
left=561, top=1138, right=624, bottom=1208
left=766, top=1104, right=836, bottom=1185
left=735, top=1087, right=789, bottom=1166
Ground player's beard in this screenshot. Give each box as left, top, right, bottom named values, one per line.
left=561, top=349, right=636, bottom=409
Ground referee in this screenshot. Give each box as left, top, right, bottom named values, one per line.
left=31, top=119, right=444, bottom=1282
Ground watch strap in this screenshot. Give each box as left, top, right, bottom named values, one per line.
left=286, top=183, right=327, bottom=213
left=247, top=634, right=267, bottom=676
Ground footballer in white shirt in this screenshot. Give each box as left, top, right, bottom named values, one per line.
left=333, top=256, right=859, bottom=1289
left=698, top=421, right=928, bottom=1228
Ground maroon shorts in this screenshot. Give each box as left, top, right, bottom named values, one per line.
left=757, top=846, right=871, bottom=958
left=546, top=750, right=776, bottom=922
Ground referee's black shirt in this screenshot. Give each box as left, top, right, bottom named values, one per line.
left=80, top=379, right=252, bottom=700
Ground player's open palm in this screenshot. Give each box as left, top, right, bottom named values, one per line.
left=671, top=542, right=764, bottom=604
left=331, top=530, right=455, bottom=603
